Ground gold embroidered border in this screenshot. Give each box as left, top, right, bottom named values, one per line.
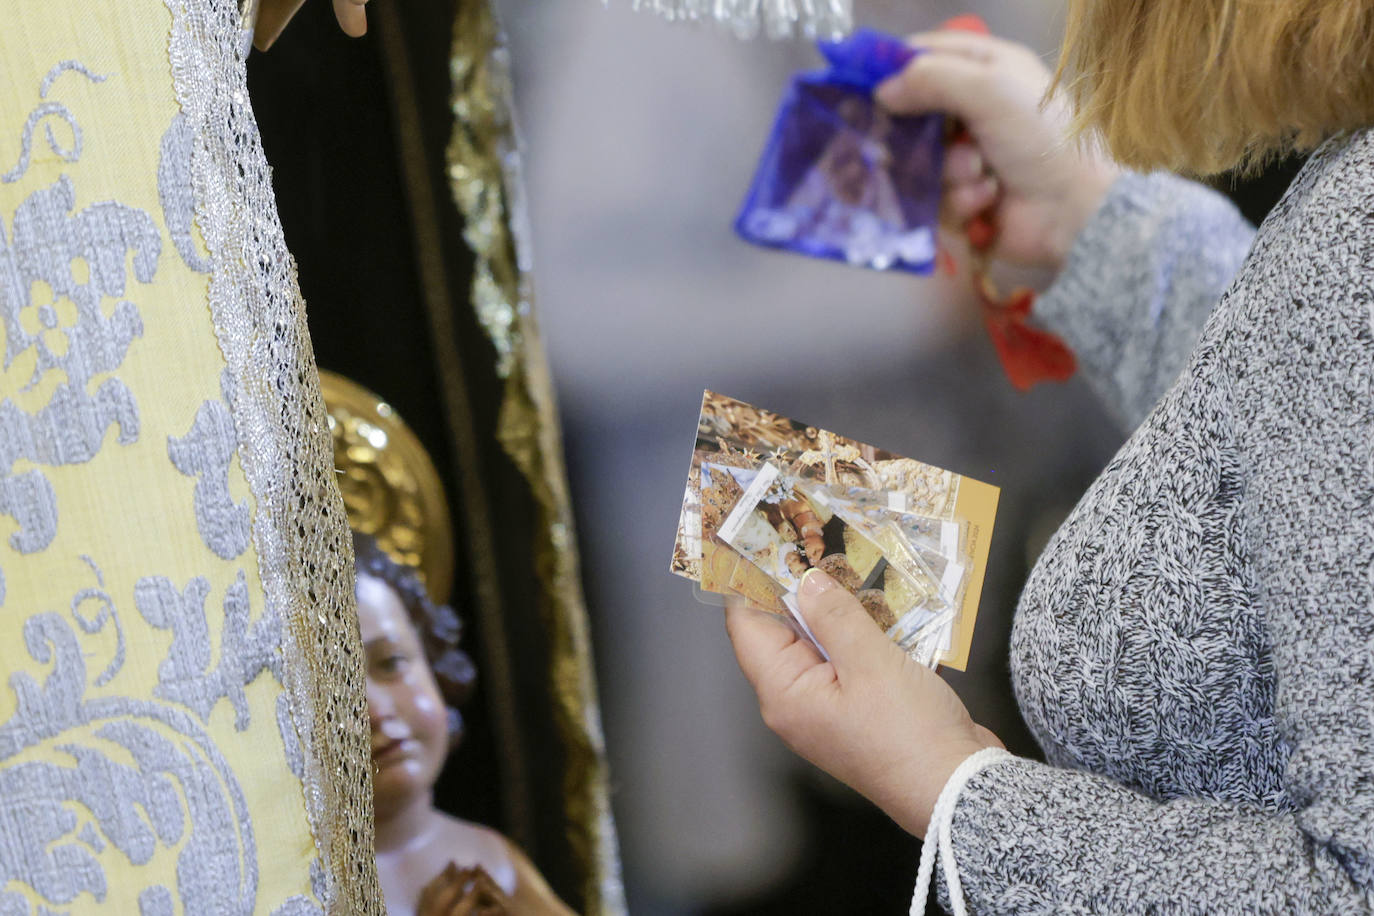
left=445, top=3, right=627, bottom=913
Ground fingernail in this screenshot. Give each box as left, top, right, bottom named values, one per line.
left=799, top=568, right=836, bottom=597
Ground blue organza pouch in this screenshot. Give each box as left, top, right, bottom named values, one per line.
left=735, top=29, right=943, bottom=273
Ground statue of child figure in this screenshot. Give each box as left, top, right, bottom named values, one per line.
left=354, top=531, right=575, bottom=915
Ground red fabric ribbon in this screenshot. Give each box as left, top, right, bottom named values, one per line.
left=941, top=13, right=991, bottom=35
left=978, top=285, right=1077, bottom=391
left=936, top=15, right=1078, bottom=391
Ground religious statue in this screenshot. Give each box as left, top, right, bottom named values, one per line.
left=355, top=531, right=575, bottom=915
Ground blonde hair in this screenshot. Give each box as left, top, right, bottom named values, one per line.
left=1056, top=0, right=1374, bottom=175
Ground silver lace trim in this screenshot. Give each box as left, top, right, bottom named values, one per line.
left=162, top=1, right=382, bottom=912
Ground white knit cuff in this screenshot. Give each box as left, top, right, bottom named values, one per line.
left=909, top=747, right=1015, bottom=916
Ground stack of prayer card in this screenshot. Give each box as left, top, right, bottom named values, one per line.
left=672, top=391, right=999, bottom=669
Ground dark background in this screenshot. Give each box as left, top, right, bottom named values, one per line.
left=248, top=0, right=582, bottom=907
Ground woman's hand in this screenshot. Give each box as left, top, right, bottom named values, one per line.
left=876, top=31, right=1121, bottom=272
left=417, top=864, right=512, bottom=916
left=726, top=570, right=1003, bottom=837
left=253, top=0, right=370, bottom=51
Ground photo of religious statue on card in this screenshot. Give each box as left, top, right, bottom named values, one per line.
left=735, top=80, right=943, bottom=273
left=672, top=391, right=998, bottom=670
left=714, top=463, right=953, bottom=660
left=822, top=490, right=970, bottom=610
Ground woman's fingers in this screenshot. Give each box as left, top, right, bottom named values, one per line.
left=725, top=602, right=807, bottom=690
left=793, top=570, right=898, bottom=676
left=766, top=630, right=832, bottom=695
left=468, top=869, right=506, bottom=898
left=942, top=175, right=1000, bottom=229
left=420, top=865, right=511, bottom=916
left=332, top=0, right=368, bottom=37
left=903, top=30, right=1000, bottom=61
left=254, top=0, right=367, bottom=49
left=944, top=142, right=985, bottom=186
left=459, top=869, right=510, bottom=914
left=876, top=53, right=993, bottom=120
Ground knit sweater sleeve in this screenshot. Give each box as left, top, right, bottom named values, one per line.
left=1033, top=172, right=1255, bottom=429
left=936, top=161, right=1374, bottom=913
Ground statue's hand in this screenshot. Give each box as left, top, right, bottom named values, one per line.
left=418, top=863, right=512, bottom=916
left=253, top=0, right=371, bottom=51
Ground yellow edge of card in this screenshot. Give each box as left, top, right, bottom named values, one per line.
left=943, top=479, right=1000, bottom=671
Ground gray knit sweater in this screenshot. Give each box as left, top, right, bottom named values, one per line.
left=941, top=131, right=1374, bottom=913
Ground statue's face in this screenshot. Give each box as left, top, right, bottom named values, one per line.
left=358, top=574, right=450, bottom=822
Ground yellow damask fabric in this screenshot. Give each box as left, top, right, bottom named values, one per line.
left=0, top=2, right=378, bottom=913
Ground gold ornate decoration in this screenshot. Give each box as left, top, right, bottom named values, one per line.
left=446, top=3, right=627, bottom=913
left=319, top=370, right=456, bottom=604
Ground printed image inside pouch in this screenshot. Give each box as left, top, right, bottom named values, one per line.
left=717, top=463, right=951, bottom=660
left=815, top=486, right=970, bottom=607
left=697, top=461, right=755, bottom=597
left=809, top=483, right=973, bottom=635
left=699, top=540, right=788, bottom=613
left=735, top=80, right=943, bottom=273
left=821, top=490, right=976, bottom=661
left=698, top=463, right=788, bottom=613
left=673, top=476, right=702, bottom=581
left=826, top=484, right=968, bottom=561
left=671, top=392, right=998, bottom=670
left=671, top=390, right=968, bottom=586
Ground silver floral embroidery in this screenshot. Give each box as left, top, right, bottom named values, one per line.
left=169, top=369, right=251, bottom=560
left=68, top=556, right=126, bottom=687
left=0, top=175, right=155, bottom=563
left=2, top=62, right=107, bottom=185
left=76, top=822, right=104, bottom=853
left=138, top=886, right=174, bottom=916
left=1, top=61, right=156, bottom=594
left=270, top=894, right=325, bottom=916
left=157, top=112, right=211, bottom=274
left=40, top=62, right=106, bottom=98
left=133, top=570, right=282, bottom=730
left=263, top=861, right=327, bottom=916
left=1, top=40, right=327, bottom=913
left=0, top=607, right=258, bottom=912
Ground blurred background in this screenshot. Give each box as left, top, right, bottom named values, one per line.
left=497, top=2, right=1122, bottom=913
left=252, top=0, right=1302, bottom=910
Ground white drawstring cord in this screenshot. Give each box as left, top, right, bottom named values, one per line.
left=909, top=748, right=1013, bottom=916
